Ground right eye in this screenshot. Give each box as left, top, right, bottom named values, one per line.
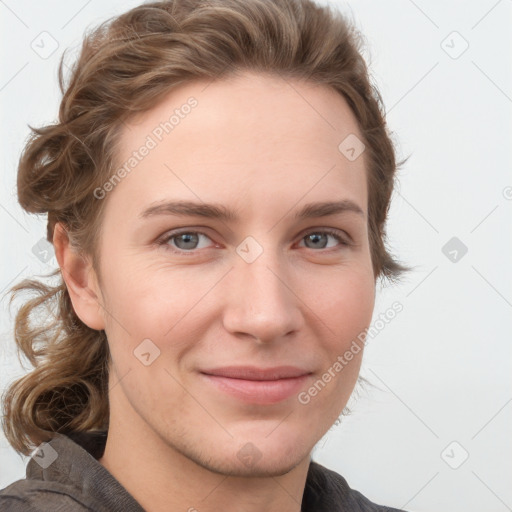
left=157, top=230, right=216, bottom=253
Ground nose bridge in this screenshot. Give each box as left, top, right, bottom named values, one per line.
left=222, top=236, right=302, bottom=341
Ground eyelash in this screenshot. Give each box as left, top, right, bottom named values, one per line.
left=156, top=228, right=351, bottom=255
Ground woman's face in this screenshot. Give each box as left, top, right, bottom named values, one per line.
left=90, top=71, right=375, bottom=476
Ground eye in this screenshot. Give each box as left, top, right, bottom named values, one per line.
left=298, top=229, right=351, bottom=250
left=158, top=230, right=215, bottom=253
left=157, top=228, right=351, bottom=254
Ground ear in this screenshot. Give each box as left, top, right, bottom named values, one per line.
left=53, top=222, right=106, bottom=331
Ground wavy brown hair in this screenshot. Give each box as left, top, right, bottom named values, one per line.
left=2, top=0, right=411, bottom=456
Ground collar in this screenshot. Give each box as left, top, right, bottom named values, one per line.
left=27, top=431, right=145, bottom=511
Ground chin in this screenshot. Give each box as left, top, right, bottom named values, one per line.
left=194, top=448, right=307, bottom=478
left=169, top=426, right=312, bottom=478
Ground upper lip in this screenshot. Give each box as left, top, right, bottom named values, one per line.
left=200, top=366, right=312, bottom=381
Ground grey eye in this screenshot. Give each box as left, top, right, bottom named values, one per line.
left=173, top=232, right=201, bottom=250
left=304, top=233, right=329, bottom=249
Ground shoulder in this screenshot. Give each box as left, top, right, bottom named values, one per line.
left=0, top=478, right=90, bottom=511
left=306, top=461, right=408, bottom=512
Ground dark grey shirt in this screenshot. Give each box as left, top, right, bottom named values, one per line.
left=0, top=431, right=407, bottom=511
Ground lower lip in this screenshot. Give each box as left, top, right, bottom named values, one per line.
left=201, top=373, right=311, bottom=404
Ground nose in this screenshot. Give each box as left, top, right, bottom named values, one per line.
left=221, top=246, right=304, bottom=344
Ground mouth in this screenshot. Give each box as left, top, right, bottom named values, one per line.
left=199, top=366, right=313, bottom=404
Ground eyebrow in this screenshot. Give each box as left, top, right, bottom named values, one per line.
left=139, top=199, right=365, bottom=222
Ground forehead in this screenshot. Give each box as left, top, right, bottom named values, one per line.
left=106, top=71, right=367, bottom=221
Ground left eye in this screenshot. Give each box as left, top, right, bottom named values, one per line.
left=158, top=229, right=349, bottom=253
left=299, top=229, right=349, bottom=250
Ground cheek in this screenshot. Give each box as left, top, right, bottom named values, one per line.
left=308, top=266, right=375, bottom=347
left=100, top=255, right=190, bottom=335
left=304, top=272, right=373, bottom=412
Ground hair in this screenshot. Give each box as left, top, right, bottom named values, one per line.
left=2, top=0, right=412, bottom=456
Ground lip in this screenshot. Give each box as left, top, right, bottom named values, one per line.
left=201, top=365, right=311, bottom=380
left=200, top=366, right=312, bottom=404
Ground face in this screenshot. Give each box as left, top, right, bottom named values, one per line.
left=87, top=71, right=375, bottom=476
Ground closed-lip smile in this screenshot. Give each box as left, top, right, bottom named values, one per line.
left=201, top=365, right=311, bottom=380
left=200, top=365, right=313, bottom=404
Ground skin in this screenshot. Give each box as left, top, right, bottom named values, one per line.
left=54, top=70, right=376, bottom=512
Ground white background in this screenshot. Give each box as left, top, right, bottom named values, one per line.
left=1, top=1, right=511, bottom=511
